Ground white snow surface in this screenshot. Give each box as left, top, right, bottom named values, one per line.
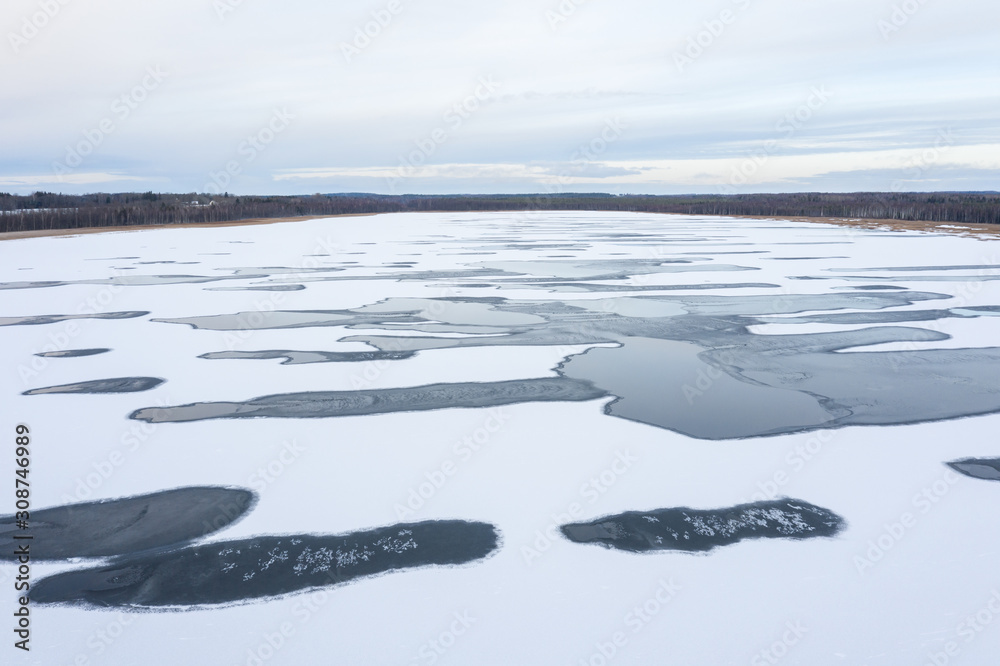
left=1, top=212, right=999, bottom=665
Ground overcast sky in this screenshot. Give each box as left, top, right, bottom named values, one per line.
left=2, top=0, right=997, bottom=195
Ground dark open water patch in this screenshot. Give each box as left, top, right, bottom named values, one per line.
left=560, top=329, right=1000, bottom=439
left=153, top=309, right=425, bottom=331
left=560, top=337, right=833, bottom=440
left=199, top=349, right=417, bottom=365
left=24, top=377, right=164, bottom=395
left=831, top=265, right=1000, bottom=273
left=694, top=343, right=1000, bottom=436
left=250, top=267, right=510, bottom=287
left=802, top=275, right=1000, bottom=283
left=0, top=311, right=148, bottom=327
left=752, top=309, right=959, bottom=325
left=839, top=285, right=907, bottom=290
left=158, top=291, right=945, bottom=336
left=953, top=306, right=1000, bottom=316
left=655, top=291, right=949, bottom=316
left=144, top=288, right=1000, bottom=439
left=0, top=275, right=270, bottom=291
left=130, top=378, right=606, bottom=423
left=156, top=298, right=543, bottom=332
left=769, top=257, right=847, bottom=261
left=506, top=282, right=781, bottom=293
left=31, top=521, right=499, bottom=610
left=205, top=284, right=306, bottom=292
left=561, top=499, right=844, bottom=553
left=34, top=348, right=111, bottom=358
left=479, top=259, right=760, bottom=280
left=947, top=458, right=1000, bottom=482
left=224, top=266, right=343, bottom=275
left=0, top=487, right=255, bottom=561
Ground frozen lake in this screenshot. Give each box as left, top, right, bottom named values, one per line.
left=3, top=211, right=1000, bottom=665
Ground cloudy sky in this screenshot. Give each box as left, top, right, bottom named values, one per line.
left=2, top=0, right=997, bottom=195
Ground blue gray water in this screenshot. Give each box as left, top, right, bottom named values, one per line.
left=7, top=218, right=1000, bottom=439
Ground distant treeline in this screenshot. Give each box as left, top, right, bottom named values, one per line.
left=2, top=191, right=999, bottom=233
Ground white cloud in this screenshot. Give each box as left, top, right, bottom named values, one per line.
left=273, top=144, right=1000, bottom=192
left=2, top=0, right=998, bottom=194
left=0, top=172, right=151, bottom=187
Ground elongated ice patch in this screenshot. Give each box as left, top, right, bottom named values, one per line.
left=31, top=521, right=500, bottom=609
left=34, top=348, right=111, bottom=358
left=561, top=499, right=845, bottom=553
left=0, top=487, right=256, bottom=561
left=129, top=378, right=606, bottom=423
left=947, top=458, right=1000, bottom=482
left=199, top=349, right=416, bottom=365
left=0, top=311, right=147, bottom=326
left=24, top=377, right=164, bottom=395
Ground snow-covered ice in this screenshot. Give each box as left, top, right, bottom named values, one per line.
left=2, top=212, right=1000, bottom=665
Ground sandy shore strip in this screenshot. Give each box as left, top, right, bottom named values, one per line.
left=730, top=215, right=1000, bottom=239
left=1, top=211, right=998, bottom=242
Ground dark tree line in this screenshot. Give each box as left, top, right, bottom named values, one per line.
left=2, top=191, right=999, bottom=234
